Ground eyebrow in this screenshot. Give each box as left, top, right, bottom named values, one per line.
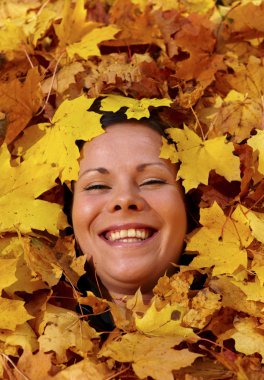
left=79, top=162, right=170, bottom=178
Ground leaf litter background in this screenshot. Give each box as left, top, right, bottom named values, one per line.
left=0, top=0, right=264, bottom=379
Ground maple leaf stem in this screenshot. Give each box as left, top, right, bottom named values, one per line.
left=36, top=53, right=65, bottom=117
left=0, top=353, right=31, bottom=380
left=36, top=0, right=51, bottom=16
left=191, top=106, right=205, bottom=141
left=22, top=45, right=34, bottom=69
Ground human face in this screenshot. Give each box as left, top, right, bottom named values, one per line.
left=72, top=123, right=187, bottom=296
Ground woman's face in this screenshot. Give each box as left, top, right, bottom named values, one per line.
left=72, top=123, right=187, bottom=296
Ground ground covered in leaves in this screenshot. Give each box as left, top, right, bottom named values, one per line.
left=0, top=0, right=264, bottom=379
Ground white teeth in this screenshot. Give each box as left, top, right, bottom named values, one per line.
left=106, top=228, right=152, bottom=242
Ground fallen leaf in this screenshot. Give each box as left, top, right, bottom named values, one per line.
left=17, top=95, right=104, bottom=182
left=0, top=67, right=43, bottom=144
left=166, top=125, right=241, bottom=191
left=135, top=301, right=197, bottom=338
left=0, top=144, right=66, bottom=235
left=187, top=203, right=252, bottom=276
left=100, top=94, right=172, bottom=119
left=248, top=130, right=264, bottom=176
left=100, top=333, right=201, bottom=380
left=232, top=317, right=264, bottom=363
left=0, top=298, right=33, bottom=331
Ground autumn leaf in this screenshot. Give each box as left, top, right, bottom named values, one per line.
left=187, top=203, right=252, bottom=276
left=100, top=94, right=172, bottom=119
left=135, top=301, right=197, bottom=338
left=159, top=137, right=179, bottom=164
left=67, top=25, right=121, bottom=60
left=52, top=359, right=111, bottom=380
left=248, top=130, right=264, bottom=176
left=0, top=145, right=66, bottom=235
left=14, top=349, right=54, bottom=380
left=1, top=323, right=38, bottom=353
left=54, top=0, right=98, bottom=47
left=231, top=317, right=264, bottom=363
left=166, top=125, right=241, bottom=192
left=0, top=67, right=43, bottom=144
left=38, top=304, right=98, bottom=363
left=17, top=96, right=104, bottom=182
left=0, top=20, right=26, bottom=60
left=199, top=90, right=264, bottom=143
left=100, top=333, right=202, bottom=380
left=0, top=298, right=33, bottom=331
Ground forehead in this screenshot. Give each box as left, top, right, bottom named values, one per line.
left=80, top=122, right=163, bottom=166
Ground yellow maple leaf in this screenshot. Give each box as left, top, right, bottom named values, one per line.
left=54, top=0, right=98, bottom=47
left=31, top=8, right=57, bottom=46
left=231, top=317, right=264, bottom=363
left=231, top=279, right=264, bottom=303
left=187, top=203, right=252, bottom=276
left=135, top=301, right=197, bottom=338
left=0, top=144, right=66, bottom=235
left=38, top=304, right=98, bottom=363
left=242, top=207, right=264, bottom=244
left=0, top=298, right=33, bottom=330
left=67, top=25, right=120, bottom=60
left=100, top=94, right=172, bottom=120
left=166, top=125, right=241, bottom=192
left=159, top=137, right=179, bottom=164
left=2, top=323, right=38, bottom=352
left=17, top=96, right=104, bottom=182
left=0, top=20, right=26, bottom=60
left=0, top=259, right=17, bottom=293
left=100, top=333, right=201, bottom=380
left=52, top=359, right=110, bottom=380
left=248, top=130, right=264, bottom=176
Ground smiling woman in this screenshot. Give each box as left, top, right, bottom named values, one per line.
left=72, top=114, right=187, bottom=305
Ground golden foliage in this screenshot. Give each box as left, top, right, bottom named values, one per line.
left=0, top=0, right=264, bottom=379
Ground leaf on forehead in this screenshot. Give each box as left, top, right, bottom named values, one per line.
left=0, top=298, right=33, bottom=331
left=100, top=94, right=172, bottom=119
left=0, top=145, right=66, bottom=234
left=135, top=301, right=197, bottom=338
left=187, top=203, right=252, bottom=276
left=16, top=96, right=104, bottom=182
left=248, top=130, right=264, bottom=176
left=159, top=137, right=179, bottom=164
left=99, top=333, right=202, bottom=380
left=231, top=317, right=264, bottom=364
left=67, top=25, right=121, bottom=60
left=166, top=125, right=241, bottom=192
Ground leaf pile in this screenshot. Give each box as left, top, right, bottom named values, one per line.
left=0, top=0, right=264, bottom=379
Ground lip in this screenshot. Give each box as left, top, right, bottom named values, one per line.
left=99, top=223, right=158, bottom=246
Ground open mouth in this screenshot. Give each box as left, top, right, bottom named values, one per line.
left=101, top=227, right=157, bottom=243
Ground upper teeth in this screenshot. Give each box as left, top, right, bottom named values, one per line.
left=106, top=228, right=151, bottom=241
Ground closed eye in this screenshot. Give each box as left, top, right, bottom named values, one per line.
left=140, top=179, right=166, bottom=186
left=84, top=184, right=111, bottom=191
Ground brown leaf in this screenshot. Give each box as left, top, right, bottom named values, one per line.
left=0, top=67, right=43, bottom=145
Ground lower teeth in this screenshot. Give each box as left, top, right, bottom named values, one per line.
left=115, top=238, right=144, bottom=242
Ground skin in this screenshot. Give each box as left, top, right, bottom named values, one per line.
left=72, top=122, right=187, bottom=302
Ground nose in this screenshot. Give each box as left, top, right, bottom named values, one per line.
left=107, top=183, right=146, bottom=213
